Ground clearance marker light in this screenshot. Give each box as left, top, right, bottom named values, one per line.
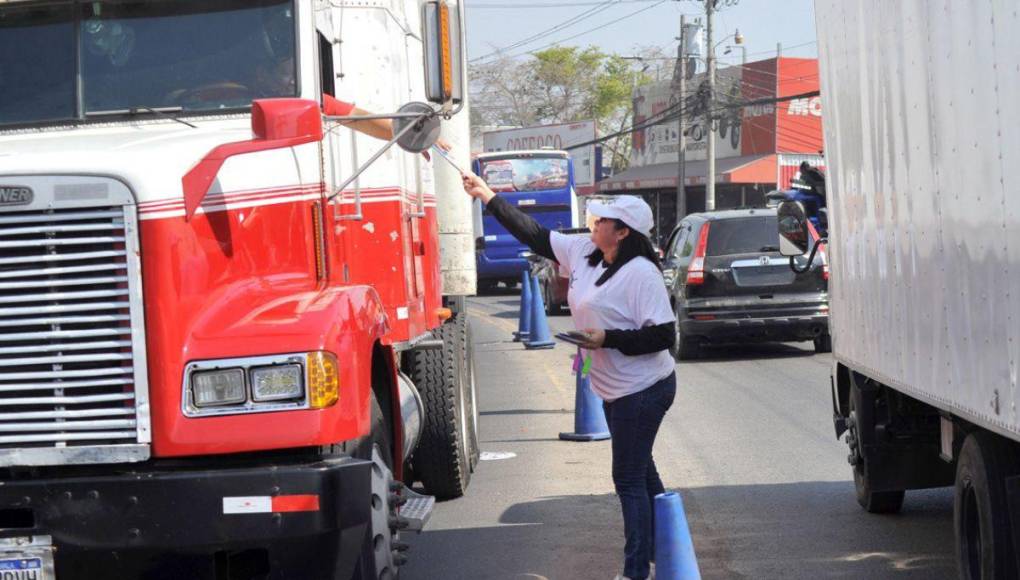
left=307, top=351, right=339, bottom=409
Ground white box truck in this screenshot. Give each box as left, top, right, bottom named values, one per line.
left=778, top=2, right=1020, bottom=578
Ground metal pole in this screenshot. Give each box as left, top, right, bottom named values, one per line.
left=676, top=14, right=687, bottom=221
left=705, top=0, right=716, bottom=211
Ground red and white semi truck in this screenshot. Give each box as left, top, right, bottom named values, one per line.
left=782, top=2, right=1020, bottom=577
left=0, top=0, right=477, bottom=578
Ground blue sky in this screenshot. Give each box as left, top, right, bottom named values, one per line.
left=466, top=0, right=818, bottom=71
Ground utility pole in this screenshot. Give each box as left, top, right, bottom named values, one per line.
left=705, top=0, right=716, bottom=212
left=675, top=14, right=686, bottom=222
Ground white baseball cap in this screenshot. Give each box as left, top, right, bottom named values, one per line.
left=587, top=196, right=654, bottom=237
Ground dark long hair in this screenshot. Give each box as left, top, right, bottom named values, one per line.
left=586, top=218, right=661, bottom=286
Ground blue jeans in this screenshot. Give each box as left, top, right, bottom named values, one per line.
left=602, top=372, right=676, bottom=580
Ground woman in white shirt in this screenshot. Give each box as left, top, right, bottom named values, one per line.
left=464, top=173, right=676, bottom=580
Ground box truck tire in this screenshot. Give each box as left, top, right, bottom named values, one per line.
left=405, top=312, right=476, bottom=499
left=954, top=431, right=1020, bottom=580
left=847, top=390, right=905, bottom=514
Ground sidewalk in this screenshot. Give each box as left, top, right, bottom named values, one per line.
left=404, top=295, right=626, bottom=580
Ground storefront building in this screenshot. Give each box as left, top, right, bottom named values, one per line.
left=598, top=57, right=824, bottom=246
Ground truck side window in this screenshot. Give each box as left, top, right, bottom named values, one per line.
left=318, top=31, right=335, bottom=97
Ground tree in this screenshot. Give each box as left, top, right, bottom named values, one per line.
left=469, top=46, right=652, bottom=171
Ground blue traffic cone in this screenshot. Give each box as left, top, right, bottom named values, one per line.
left=654, top=491, right=701, bottom=580
left=513, top=270, right=532, bottom=342
left=524, top=275, right=555, bottom=350
left=559, top=349, right=610, bottom=441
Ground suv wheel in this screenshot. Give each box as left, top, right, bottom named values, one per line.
left=670, top=304, right=701, bottom=361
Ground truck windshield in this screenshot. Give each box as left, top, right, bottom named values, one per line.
left=478, top=157, right=570, bottom=193
left=0, top=0, right=297, bottom=127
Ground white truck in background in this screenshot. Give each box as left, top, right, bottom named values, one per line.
left=779, top=2, right=1020, bottom=578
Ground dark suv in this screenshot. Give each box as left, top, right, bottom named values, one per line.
left=662, top=209, right=829, bottom=359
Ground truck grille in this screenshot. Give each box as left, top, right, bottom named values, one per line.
left=0, top=205, right=148, bottom=456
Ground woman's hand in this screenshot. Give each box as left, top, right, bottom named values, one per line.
left=578, top=329, right=606, bottom=350
left=462, top=172, right=495, bottom=204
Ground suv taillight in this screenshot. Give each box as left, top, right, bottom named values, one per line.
left=807, top=222, right=828, bottom=281
left=686, top=222, right=712, bottom=285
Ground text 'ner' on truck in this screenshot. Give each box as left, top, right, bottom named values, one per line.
left=0, top=0, right=479, bottom=578
left=779, top=2, right=1020, bottom=578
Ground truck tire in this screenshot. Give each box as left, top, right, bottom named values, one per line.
left=456, top=312, right=481, bottom=472
left=405, top=312, right=476, bottom=499
left=813, top=332, right=832, bottom=353
left=847, top=390, right=905, bottom=514
left=353, top=394, right=400, bottom=580
left=955, top=431, right=1020, bottom=580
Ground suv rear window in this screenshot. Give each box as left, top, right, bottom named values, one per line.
left=706, top=216, right=779, bottom=256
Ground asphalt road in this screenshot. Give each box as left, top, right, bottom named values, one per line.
left=403, top=292, right=956, bottom=580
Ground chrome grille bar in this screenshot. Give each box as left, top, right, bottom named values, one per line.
left=0, top=197, right=150, bottom=466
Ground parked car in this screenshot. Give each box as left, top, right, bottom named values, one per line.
left=527, top=227, right=589, bottom=315
left=661, top=209, right=829, bottom=359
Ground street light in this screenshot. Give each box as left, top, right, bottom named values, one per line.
left=724, top=45, right=747, bottom=65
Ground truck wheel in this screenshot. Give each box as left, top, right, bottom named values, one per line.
left=847, top=393, right=905, bottom=514
left=477, top=279, right=496, bottom=294
left=406, top=313, right=474, bottom=499
left=813, top=332, right=832, bottom=353
left=353, top=394, right=400, bottom=580
left=456, top=312, right=481, bottom=472
left=670, top=305, right=700, bottom=361
left=955, top=431, right=1020, bottom=580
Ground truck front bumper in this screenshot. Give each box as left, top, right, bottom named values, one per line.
left=0, top=455, right=371, bottom=579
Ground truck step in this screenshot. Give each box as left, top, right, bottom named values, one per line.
left=398, top=487, right=435, bottom=532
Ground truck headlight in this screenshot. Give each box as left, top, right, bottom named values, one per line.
left=191, top=369, right=246, bottom=407
left=251, top=364, right=304, bottom=402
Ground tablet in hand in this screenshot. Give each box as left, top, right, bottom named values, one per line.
left=554, top=331, right=589, bottom=346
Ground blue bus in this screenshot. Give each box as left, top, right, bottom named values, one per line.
left=472, top=150, right=579, bottom=291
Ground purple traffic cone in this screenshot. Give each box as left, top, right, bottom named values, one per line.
left=559, top=349, right=610, bottom=441
left=654, top=491, right=701, bottom=580
left=524, top=275, right=554, bottom=349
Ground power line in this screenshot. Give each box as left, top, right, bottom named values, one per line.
left=476, top=0, right=671, bottom=62
left=565, top=89, right=821, bottom=150
left=515, top=0, right=670, bottom=58
left=470, top=0, right=620, bottom=63
left=468, top=0, right=661, bottom=8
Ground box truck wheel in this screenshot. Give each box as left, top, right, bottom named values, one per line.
left=847, top=391, right=905, bottom=513
left=954, top=431, right=1020, bottom=580
left=353, top=393, right=400, bottom=580
left=813, top=332, right=832, bottom=353
left=405, top=312, right=476, bottom=499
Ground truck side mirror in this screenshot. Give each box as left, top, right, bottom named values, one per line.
left=777, top=200, right=810, bottom=256
left=422, top=0, right=465, bottom=108
left=182, top=99, right=323, bottom=220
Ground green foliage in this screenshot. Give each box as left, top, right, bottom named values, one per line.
left=470, top=45, right=655, bottom=170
